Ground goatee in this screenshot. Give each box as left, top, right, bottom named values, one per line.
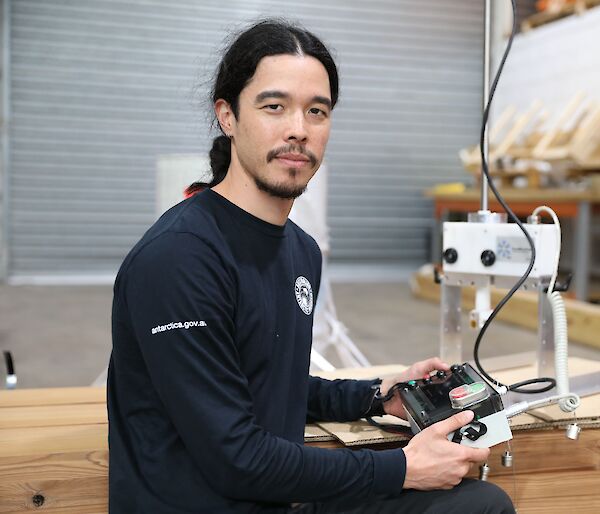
left=254, top=173, right=307, bottom=200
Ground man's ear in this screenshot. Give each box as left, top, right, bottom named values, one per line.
left=215, top=99, right=235, bottom=137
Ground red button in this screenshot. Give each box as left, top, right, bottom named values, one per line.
left=450, top=386, right=468, bottom=399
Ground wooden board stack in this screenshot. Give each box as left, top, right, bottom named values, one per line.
left=2, top=362, right=600, bottom=513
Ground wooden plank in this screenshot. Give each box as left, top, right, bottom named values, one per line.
left=487, top=470, right=600, bottom=514
left=4, top=441, right=594, bottom=514
left=0, top=387, right=106, bottom=408
left=315, top=364, right=407, bottom=380
left=424, top=186, right=597, bottom=202
left=309, top=429, right=600, bottom=513
left=0, top=403, right=107, bottom=429
left=434, top=198, right=583, bottom=218
left=411, top=268, right=600, bottom=349
left=483, top=427, right=600, bottom=477
left=493, top=100, right=544, bottom=158
left=1, top=503, right=108, bottom=514
left=0, top=451, right=108, bottom=513
left=0, top=451, right=108, bottom=481
left=2, top=384, right=599, bottom=513
left=572, top=107, right=600, bottom=168
left=0, top=425, right=107, bottom=458
left=532, top=92, right=585, bottom=158
left=0, top=475, right=107, bottom=514
left=521, top=0, right=600, bottom=31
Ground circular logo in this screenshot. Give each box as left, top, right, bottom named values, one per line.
left=294, top=276, right=313, bottom=315
left=497, top=239, right=512, bottom=260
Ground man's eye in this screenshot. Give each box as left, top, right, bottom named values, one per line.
left=309, top=107, right=328, bottom=117
left=263, top=104, right=283, bottom=111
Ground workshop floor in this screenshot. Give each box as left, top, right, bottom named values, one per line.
left=1, top=279, right=600, bottom=389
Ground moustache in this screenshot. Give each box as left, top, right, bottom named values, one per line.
left=266, top=145, right=318, bottom=167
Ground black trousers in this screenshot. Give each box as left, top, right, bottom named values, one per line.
left=289, top=479, right=515, bottom=514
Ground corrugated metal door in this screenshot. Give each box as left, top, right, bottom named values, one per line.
left=7, top=0, right=484, bottom=278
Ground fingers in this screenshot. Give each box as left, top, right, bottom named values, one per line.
left=425, top=357, right=451, bottom=372
left=411, top=357, right=450, bottom=377
left=397, top=357, right=451, bottom=385
left=465, top=446, right=491, bottom=463
left=431, top=412, right=491, bottom=463
left=434, top=410, right=474, bottom=435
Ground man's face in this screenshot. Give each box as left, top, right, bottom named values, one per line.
left=225, top=54, right=332, bottom=199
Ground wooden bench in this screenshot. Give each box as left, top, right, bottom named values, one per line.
left=2, top=363, right=600, bottom=513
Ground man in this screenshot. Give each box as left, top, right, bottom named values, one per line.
left=107, top=19, right=515, bottom=513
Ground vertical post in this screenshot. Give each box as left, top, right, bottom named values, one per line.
left=538, top=286, right=555, bottom=380
left=481, top=0, right=491, bottom=212
left=573, top=201, right=591, bottom=301
left=440, top=282, right=463, bottom=364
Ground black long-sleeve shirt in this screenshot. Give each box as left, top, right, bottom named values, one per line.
left=107, top=189, right=406, bottom=513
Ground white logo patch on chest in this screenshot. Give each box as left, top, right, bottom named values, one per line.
left=294, top=276, right=313, bottom=315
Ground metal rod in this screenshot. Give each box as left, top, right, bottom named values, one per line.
left=573, top=201, right=591, bottom=300
left=481, top=0, right=491, bottom=212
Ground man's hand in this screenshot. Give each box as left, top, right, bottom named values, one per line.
left=402, top=410, right=490, bottom=490
left=379, top=357, right=450, bottom=418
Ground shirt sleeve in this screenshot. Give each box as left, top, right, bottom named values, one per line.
left=306, top=376, right=384, bottom=422
left=121, top=231, right=406, bottom=504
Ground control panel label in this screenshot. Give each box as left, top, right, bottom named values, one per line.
left=496, top=237, right=531, bottom=263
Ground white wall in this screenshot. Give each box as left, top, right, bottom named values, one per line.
left=492, top=7, right=600, bottom=127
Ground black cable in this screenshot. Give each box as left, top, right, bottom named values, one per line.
left=3, top=351, right=14, bottom=376
left=374, top=382, right=409, bottom=403
left=366, top=416, right=413, bottom=436
left=473, top=0, right=556, bottom=395
left=507, top=377, right=555, bottom=393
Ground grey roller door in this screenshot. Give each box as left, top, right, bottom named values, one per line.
left=6, top=0, right=484, bottom=278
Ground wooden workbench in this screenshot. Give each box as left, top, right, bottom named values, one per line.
left=425, top=187, right=600, bottom=301
left=2, top=361, right=600, bottom=513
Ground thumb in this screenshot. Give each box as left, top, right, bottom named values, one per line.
left=435, top=410, right=474, bottom=435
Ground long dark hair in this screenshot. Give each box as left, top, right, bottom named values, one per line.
left=185, top=19, right=338, bottom=197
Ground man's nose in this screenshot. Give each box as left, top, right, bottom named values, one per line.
left=285, top=111, right=308, bottom=143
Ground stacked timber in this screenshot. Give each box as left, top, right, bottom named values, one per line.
left=460, top=93, right=600, bottom=189
left=522, top=0, right=600, bottom=31
left=2, top=376, right=600, bottom=513
left=0, top=387, right=108, bottom=513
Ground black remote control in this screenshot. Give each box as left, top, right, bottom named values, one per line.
left=398, top=363, right=504, bottom=432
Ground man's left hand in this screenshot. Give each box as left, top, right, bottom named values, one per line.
left=379, top=357, right=450, bottom=419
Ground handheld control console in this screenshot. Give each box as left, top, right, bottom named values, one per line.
left=398, top=363, right=512, bottom=448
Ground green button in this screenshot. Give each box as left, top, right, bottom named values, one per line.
left=408, top=380, right=416, bottom=386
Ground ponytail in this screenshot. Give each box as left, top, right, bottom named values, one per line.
left=208, top=135, right=231, bottom=187
left=184, top=135, right=231, bottom=198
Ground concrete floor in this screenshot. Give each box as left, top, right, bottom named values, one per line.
left=1, top=280, right=599, bottom=389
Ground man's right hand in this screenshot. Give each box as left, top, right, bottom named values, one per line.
left=402, top=410, right=490, bottom=490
